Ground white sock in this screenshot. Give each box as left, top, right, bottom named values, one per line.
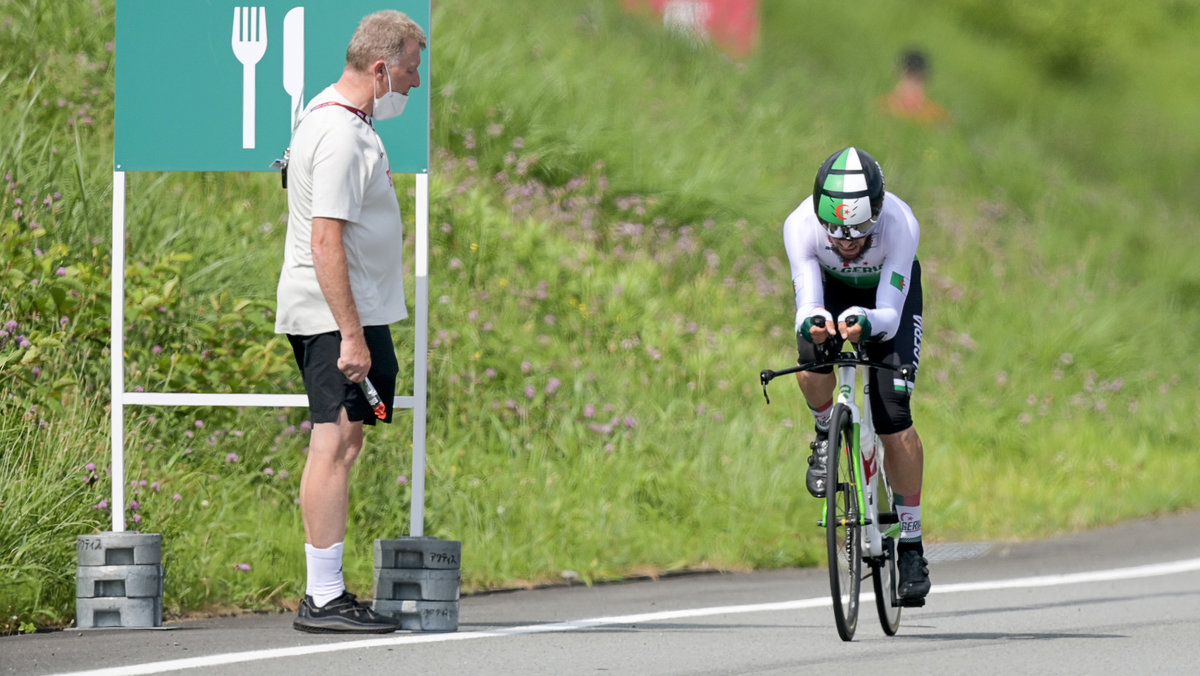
left=896, top=504, right=923, bottom=542
left=305, top=542, right=346, bottom=607
left=810, top=400, right=833, bottom=432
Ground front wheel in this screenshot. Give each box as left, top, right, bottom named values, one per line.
left=826, top=404, right=861, bottom=641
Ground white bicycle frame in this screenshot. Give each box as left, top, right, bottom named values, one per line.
left=831, top=360, right=897, bottom=559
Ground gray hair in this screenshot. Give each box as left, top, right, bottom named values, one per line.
left=345, top=10, right=427, bottom=72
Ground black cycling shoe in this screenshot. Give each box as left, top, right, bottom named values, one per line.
left=293, top=591, right=400, bottom=634
left=897, top=548, right=931, bottom=603
left=805, top=434, right=829, bottom=498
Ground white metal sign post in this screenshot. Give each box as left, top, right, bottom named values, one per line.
left=112, top=1, right=432, bottom=536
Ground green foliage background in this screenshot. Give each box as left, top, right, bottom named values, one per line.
left=2, top=0, right=1199, bottom=631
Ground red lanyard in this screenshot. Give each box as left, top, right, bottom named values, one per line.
left=308, top=101, right=373, bottom=127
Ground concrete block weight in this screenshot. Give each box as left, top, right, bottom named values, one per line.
left=372, top=599, right=458, bottom=632
left=75, top=532, right=165, bottom=628
left=76, top=532, right=162, bottom=567
left=374, top=537, right=462, bottom=570
left=76, top=564, right=163, bottom=599
left=75, top=597, right=163, bottom=629
left=373, top=567, right=461, bottom=601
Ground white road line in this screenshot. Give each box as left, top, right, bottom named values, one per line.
left=50, top=557, right=1200, bottom=676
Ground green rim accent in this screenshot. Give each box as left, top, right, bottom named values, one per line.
left=851, top=421, right=868, bottom=525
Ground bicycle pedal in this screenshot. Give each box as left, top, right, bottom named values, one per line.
left=896, top=597, right=926, bottom=608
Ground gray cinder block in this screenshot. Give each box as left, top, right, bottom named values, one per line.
left=373, top=567, right=461, bottom=601
left=76, top=532, right=162, bottom=567
left=374, top=537, right=462, bottom=570
left=373, top=599, right=459, bottom=632
left=76, top=564, right=163, bottom=599
left=75, top=596, right=163, bottom=629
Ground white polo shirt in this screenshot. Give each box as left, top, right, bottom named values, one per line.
left=275, top=85, right=408, bottom=336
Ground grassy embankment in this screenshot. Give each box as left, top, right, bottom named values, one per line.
left=2, top=0, right=1199, bottom=631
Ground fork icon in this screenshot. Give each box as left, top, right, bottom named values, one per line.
left=232, top=6, right=267, bottom=149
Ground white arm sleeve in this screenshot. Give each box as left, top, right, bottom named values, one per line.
left=783, top=202, right=825, bottom=318
left=865, top=198, right=920, bottom=340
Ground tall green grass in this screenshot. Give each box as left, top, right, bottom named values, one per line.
left=3, top=0, right=1200, bottom=632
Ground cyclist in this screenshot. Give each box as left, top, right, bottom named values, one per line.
left=782, top=147, right=930, bottom=602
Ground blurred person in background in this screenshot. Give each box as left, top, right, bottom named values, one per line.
left=783, top=147, right=931, bottom=603
left=274, top=10, right=425, bottom=633
left=881, top=48, right=951, bottom=125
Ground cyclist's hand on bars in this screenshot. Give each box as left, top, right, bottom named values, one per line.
left=797, top=308, right=836, bottom=344
left=837, top=307, right=871, bottom=343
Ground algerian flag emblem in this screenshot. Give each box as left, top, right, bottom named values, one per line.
left=817, top=148, right=872, bottom=227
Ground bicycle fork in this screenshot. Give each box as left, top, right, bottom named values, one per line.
left=818, top=419, right=870, bottom=529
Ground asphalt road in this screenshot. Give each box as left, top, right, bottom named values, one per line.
left=4, top=511, right=1200, bottom=676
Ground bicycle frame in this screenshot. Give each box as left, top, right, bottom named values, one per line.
left=833, top=360, right=883, bottom=556
left=759, top=352, right=908, bottom=558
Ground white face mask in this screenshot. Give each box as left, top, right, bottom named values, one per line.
left=373, top=66, right=408, bottom=121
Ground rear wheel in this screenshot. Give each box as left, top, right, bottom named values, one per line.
left=826, top=404, right=861, bottom=641
left=871, top=457, right=902, bottom=635
left=871, top=536, right=902, bottom=635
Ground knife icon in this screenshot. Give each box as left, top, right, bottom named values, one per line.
left=282, top=7, right=305, bottom=131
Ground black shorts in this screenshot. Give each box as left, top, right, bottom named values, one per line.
left=796, top=261, right=923, bottom=435
left=287, top=325, right=399, bottom=425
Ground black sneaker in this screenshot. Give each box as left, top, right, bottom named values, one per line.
left=805, top=433, right=829, bottom=498
left=293, top=591, right=400, bottom=634
left=897, top=548, right=931, bottom=602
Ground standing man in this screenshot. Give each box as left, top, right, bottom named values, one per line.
left=275, top=10, right=426, bottom=633
left=783, top=147, right=931, bottom=604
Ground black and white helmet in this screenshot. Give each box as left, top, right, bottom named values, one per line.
left=812, top=147, right=886, bottom=239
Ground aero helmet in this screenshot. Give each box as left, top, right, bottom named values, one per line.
left=812, top=147, right=886, bottom=239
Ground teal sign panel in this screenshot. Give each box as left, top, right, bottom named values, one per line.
left=115, top=0, right=430, bottom=173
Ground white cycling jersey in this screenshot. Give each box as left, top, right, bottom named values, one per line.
left=783, top=191, right=920, bottom=341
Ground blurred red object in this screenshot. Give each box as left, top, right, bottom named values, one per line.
left=622, top=0, right=760, bottom=59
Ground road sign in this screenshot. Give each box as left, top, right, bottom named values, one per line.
left=114, top=0, right=430, bottom=173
